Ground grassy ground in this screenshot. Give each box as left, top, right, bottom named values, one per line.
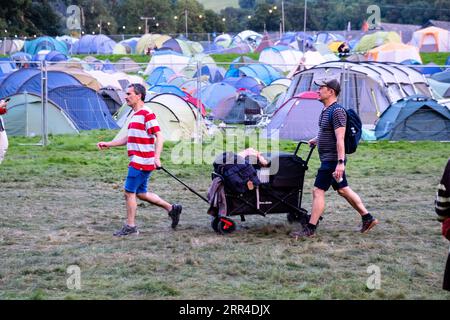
left=1, top=131, right=450, bottom=300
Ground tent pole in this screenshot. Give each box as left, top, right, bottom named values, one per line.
left=41, top=60, right=49, bottom=146
left=196, top=60, right=202, bottom=144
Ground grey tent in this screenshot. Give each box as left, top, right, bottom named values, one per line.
left=2, top=93, right=79, bottom=136
left=286, top=61, right=433, bottom=126
left=375, top=95, right=450, bottom=141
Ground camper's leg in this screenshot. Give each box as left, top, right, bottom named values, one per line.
left=137, top=192, right=172, bottom=212
left=0, top=130, right=8, bottom=164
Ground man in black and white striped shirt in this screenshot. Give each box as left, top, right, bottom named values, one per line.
left=291, top=79, right=378, bottom=239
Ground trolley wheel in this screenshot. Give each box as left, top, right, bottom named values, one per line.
left=217, top=217, right=236, bottom=234
left=287, top=208, right=308, bottom=224
left=211, top=216, right=220, bottom=232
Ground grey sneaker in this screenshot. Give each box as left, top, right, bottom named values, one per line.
left=168, top=204, right=182, bottom=229
left=290, top=225, right=316, bottom=239
left=360, top=218, right=379, bottom=233
left=113, top=224, right=139, bottom=237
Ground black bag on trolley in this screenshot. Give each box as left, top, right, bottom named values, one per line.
left=213, top=152, right=261, bottom=194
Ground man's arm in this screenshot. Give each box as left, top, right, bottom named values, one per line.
left=154, top=131, right=164, bottom=168
left=97, top=136, right=127, bottom=149
left=334, top=127, right=346, bottom=180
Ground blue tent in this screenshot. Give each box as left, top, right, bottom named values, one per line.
left=0, top=69, right=82, bottom=99
left=146, top=67, right=175, bottom=87
left=148, top=85, right=186, bottom=97
left=432, top=70, right=450, bottom=83
left=72, top=35, right=116, bottom=54
left=0, top=58, right=16, bottom=76
left=413, top=63, right=443, bottom=75
left=32, top=51, right=68, bottom=62
left=24, top=36, right=68, bottom=55
left=198, top=82, right=236, bottom=110
left=193, top=65, right=225, bottom=83
left=222, top=76, right=263, bottom=94
left=48, top=85, right=119, bottom=130
left=225, top=64, right=281, bottom=86
left=375, top=95, right=450, bottom=141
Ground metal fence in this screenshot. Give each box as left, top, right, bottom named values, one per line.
left=1, top=57, right=450, bottom=145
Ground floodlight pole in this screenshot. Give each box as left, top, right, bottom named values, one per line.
left=303, top=0, right=307, bottom=52
left=185, top=8, right=188, bottom=39
left=140, top=17, right=154, bottom=34
left=281, top=0, right=285, bottom=34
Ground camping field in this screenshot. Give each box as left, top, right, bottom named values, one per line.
left=1, top=130, right=450, bottom=300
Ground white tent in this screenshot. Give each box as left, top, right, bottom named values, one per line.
left=259, top=46, right=303, bottom=73
left=143, top=51, right=190, bottom=75
left=285, top=61, right=433, bottom=125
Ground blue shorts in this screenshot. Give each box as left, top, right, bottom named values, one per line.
left=314, top=161, right=348, bottom=191
left=124, top=166, right=152, bottom=194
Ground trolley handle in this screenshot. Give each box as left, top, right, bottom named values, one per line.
left=294, top=141, right=316, bottom=165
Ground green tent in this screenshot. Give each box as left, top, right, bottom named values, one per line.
left=2, top=93, right=79, bottom=136
left=354, top=31, right=401, bottom=53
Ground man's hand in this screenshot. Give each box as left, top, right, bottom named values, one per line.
left=97, top=141, right=110, bottom=150
left=308, top=138, right=317, bottom=146
left=333, top=163, right=345, bottom=182
left=0, top=100, right=7, bottom=115
left=154, top=157, right=161, bottom=169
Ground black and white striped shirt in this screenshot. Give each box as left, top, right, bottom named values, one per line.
left=436, top=158, right=450, bottom=222
left=317, top=102, right=347, bottom=162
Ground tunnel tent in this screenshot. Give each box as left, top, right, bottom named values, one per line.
left=1, top=92, right=79, bottom=136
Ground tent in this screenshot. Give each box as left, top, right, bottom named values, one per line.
left=0, top=59, right=16, bottom=76
left=48, top=85, right=119, bottom=131
left=143, top=50, right=190, bottom=75
left=225, top=63, right=282, bottom=86
left=0, top=69, right=82, bottom=99
left=146, top=66, right=176, bottom=86
left=286, top=61, right=433, bottom=125
left=411, top=26, right=450, bottom=52
left=2, top=93, right=79, bottom=136
left=115, top=96, right=206, bottom=141
left=366, top=42, right=422, bottom=63
left=71, top=35, right=116, bottom=54
left=148, top=84, right=186, bottom=97
left=46, top=64, right=102, bottom=91
left=259, top=46, right=303, bottom=72
left=413, top=62, right=443, bottom=75
left=193, top=65, right=225, bottom=83
left=0, top=39, right=21, bottom=55
left=354, top=31, right=401, bottom=52
left=199, top=82, right=237, bottom=111
left=136, top=34, right=171, bottom=54
left=432, top=70, right=450, bottom=83
left=24, top=36, right=68, bottom=55
left=260, top=82, right=289, bottom=103
left=255, top=33, right=274, bottom=53
left=87, top=70, right=145, bottom=90
left=99, top=86, right=126, bottom=115
left=210, top=91, right=267, bottom=124
left=265, top=91, right=322, bottom=141
left=114, top=57, right=142, bottom=73
left=232, top=30, right=263, bottom=49
left=160, top=38, right=192, bottom=56
left=375, top=95, right=450, bottom=140
left=214, top=34, right=232, bottom=48
left=32, top=50, right=68, bottom=62
left=222, top=76, right=264, bottom=94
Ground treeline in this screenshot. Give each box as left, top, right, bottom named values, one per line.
left=1, top=0, right=449, bottom=37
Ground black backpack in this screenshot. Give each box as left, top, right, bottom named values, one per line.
left=328, top=104, right=362, bottom=154
left=213, top=152, right=260, bottom=194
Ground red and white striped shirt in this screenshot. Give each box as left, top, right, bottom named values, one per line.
left=127, top=106, right=160, bottom=171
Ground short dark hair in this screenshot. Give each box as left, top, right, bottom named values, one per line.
left=128, top=83, right=146, bottom=101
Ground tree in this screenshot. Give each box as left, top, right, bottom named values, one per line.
left=239, top=0, right=256, bottom=9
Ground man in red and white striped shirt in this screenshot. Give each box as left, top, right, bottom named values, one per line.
left=98, top=84, right=182, bottom=236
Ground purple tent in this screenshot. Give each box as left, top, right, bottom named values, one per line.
left=266, top=91, right=323, bottom=141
